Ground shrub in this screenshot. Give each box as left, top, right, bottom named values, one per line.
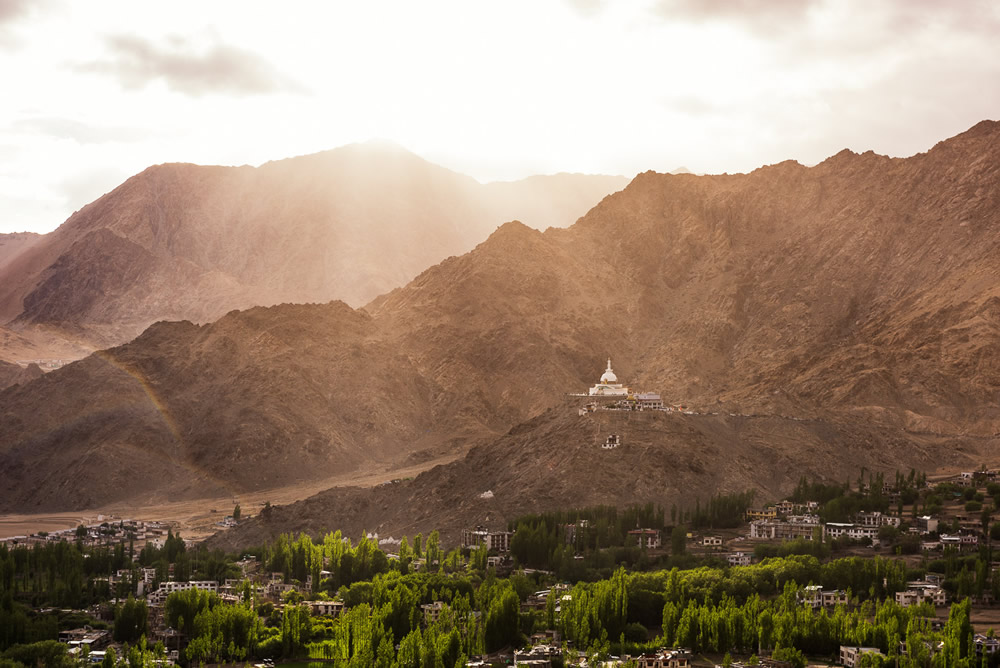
left=624, top=622, right=648, bottom=643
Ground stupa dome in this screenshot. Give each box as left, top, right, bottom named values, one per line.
left=600, top=359, right=618, bottom=383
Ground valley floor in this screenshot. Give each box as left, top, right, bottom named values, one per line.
left=0, top=450, right=464, bottom=540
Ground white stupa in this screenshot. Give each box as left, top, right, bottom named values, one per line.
left=588, top=358, right=630, bottom=396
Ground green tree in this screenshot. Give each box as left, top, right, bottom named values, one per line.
left=772, top=646, right=806, bottom=668
left=113, top=596, right=149, bottom=643
left=233, top=504, right=242, bottom=522
left=671, top=526, right=686, bottom=556
left=3, top=640, right=75, bottom=667
left=484, top=584, right=520, bottom=652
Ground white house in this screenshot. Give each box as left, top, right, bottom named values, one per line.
left=840, top=646, right=885, bottom=668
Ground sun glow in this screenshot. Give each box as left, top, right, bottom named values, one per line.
left=1, top=0, right=999, bottom=233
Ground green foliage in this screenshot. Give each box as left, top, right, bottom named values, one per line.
left=790, top=477, right=847, bottom=505
left=510, top=520, right=558, bottom=568
left=877, top=525, right=899, bottom=542
left=754, top=539, right=829, bottom=560
left=624, top=621, right=648, bottom=643
left=558, top=567, right=629, bottom=650
left=671, top=526, right=686, bottom=556
left=0, top=540, right=133, bottom=613
left=113, top=596, right=148, bottom=642
left=9, top=495, right=994, bottom=668
left=688, top=491, right=756, bottom=529
left=2, top=640, right=74, bottom=667
left=483, top=579, right=520, bottom=651
left=164, top=588, right=265, bottom=663
left=137, top=529, right=186, bottom=569
left=772, top=646, right=807, bottom=668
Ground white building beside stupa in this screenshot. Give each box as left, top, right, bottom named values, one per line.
left=589, top=358, right=631, bottom=396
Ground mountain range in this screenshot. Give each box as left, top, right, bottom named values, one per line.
left=2, top=122, right=1000, bottom=540
left=0, top=142, right=627, bottom=356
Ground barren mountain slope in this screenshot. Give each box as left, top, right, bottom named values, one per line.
left=0, top=360, right=42, bottom=391
left=208, top=403, right=993, bottom=550
left=2, top=121, right=1000, bottom=515
left=0, top=144, right=627, bottom=352
left=0, top=301, right=457, bottom=510
left=369, top=121, right=1000, bottom=432
left=0, top=233, right=42, bottom=273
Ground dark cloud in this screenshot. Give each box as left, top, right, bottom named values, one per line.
left=78, top=34, right=305, bottom=97
left=12, top=117, right=150, bottom=144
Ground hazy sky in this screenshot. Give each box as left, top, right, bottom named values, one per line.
left=2, top=0, right=999, bottom=234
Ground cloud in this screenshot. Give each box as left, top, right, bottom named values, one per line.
left=652, top=0, right=1000, bottom=44
left=59, top=166, right=127, bottom=210
left=563, top=0, right=606, bottom=17
left=78, top=34, right=305, bottom=97
left=884, top=0, right=1000, bottom=37
left=0, top=0, right=40, bottom=47
left=0, top=0, right=30, bottom=24
left=11, top=117, right=150, bottom=144
left=664, top=95, right=727, bottom=117
left=653, top=0, right=821, bottom=36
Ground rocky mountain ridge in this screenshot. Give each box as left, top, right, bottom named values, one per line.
left=0, top=360, right=42, bottom=392
left=0, top=143, right=626, bottom=356
left=2, top=121, right=1000, bottom=522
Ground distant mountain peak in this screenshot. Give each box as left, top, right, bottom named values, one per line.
left=960, top=119, right=1000, bottom=138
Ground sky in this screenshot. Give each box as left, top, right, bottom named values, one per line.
left=1, top=0, right=999, bottom=234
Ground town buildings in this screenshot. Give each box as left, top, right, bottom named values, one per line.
left=421, top=601, right=445, bottom=625
left=749, top=515, right=820, bottom=540
left=895, top=583, right=947, bottom=607
left=800, top=586, right=848, bottom=609
left=628, top=528, right=662, bottom=549
left=462, top=526, right=513, bottom=553
left=310, top=600, right=344, bottom=617
left=148, top=580, right=219, bottom=606
left=974, top=634, right=1000, bottom=658
left=824, top=523, right=880, bottom=542
left=727, top=552, right=752, bottom=566
left=634, top=649, right=691, bottom=668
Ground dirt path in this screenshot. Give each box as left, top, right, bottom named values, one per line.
left=0, top=451, right=464, bottom=541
